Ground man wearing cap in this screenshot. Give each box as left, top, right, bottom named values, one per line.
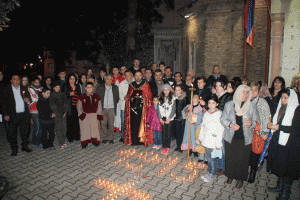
left=124, top=71, right=153, bottom=146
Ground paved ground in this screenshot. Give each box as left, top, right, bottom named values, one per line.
left=0, top=131, right=299, bottom=200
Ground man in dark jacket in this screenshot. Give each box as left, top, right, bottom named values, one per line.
left=3, top=75, right=32, bottom=156
left=149, top=69, right=168, bottom=97
left=206, top=65, right=228, bottom=89
left=95, top=74, right=119, bottom=144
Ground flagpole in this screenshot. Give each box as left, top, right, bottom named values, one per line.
left=243, top=0, right=248, bottom=76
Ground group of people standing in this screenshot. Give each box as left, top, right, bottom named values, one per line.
left=1, top=61, right=300, bottom=200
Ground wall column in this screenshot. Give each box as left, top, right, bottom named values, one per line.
left=269, top=13, right=284, bottom=85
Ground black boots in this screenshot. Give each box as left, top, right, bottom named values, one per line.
left=268, top=177, right=282, bottom=193
left=11, top=147, right=18, bottom=156
left=248, top=166, right=258, bottom=183
left=277, top=182, right=292, bottom=200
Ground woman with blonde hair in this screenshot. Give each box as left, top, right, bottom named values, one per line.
left=220, top=85, right=259, bottom=191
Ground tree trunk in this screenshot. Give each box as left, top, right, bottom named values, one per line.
left=127, top=0, right=138, bottom=63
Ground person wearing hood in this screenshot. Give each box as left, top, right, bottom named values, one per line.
left=173, top=85, right=187, bottom=152
left=267, top=88, right=300, bottom=200
left=50, top=81, right=69, bottom=149
left=220, top=85, right=259, bottom=192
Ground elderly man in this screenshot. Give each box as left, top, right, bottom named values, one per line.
left=3, top=75, right=32, bottom=156
left=96, top=74, right=119, bottom=144
left=207, top=65, right=228, bottom=88
left=124, top=71, right=153, bottom=146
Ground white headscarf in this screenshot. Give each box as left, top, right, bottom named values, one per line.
left=233, top=85, right=252, bottom=116
left=272, top=89, right=299, bottom=145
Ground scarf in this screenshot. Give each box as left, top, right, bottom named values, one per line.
left=233, top=85, right=251, bottom=116
left=258, top=82, right=272, bottom=98
left=272, top=89, right=299, bottom=146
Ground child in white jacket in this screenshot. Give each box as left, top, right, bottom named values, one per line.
left=199, top=95, right=224, bottom=182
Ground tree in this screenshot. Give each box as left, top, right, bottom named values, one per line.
left=0, top=0, right=20, bottom=31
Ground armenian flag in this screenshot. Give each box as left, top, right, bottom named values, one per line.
left=245, top=0, right=255, bottom=47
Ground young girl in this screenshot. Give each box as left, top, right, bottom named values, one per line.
left=199, top=95, right=224, bottom=182
left=37, top=88, right=55, bottom=149
left=158, top=84, right=176, bottom=154
left=181, top=94, right=203, bottom=157
left=146, top=96, right=162, bottom=149
left=174, top=85, right=187, bottom=152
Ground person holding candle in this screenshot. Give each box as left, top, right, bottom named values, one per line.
left=199, top=95, right=224, bottom=182
left=267, top=88, right=300, bottom=200
left=248, top=82, right=271, bottom=183
left=158, top=84, right=176, bottom=154
left=220, top=85, right=259, bottom=192
left=181, top=94, right=203, bottom=158
left=195, top=76, right=211, bottom=110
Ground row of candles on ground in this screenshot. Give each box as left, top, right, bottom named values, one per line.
left=157, top=156, right=179, bottom=175
left=169, top=160, right=207, bottom=182
left=94, top=178, right=150, bottom=200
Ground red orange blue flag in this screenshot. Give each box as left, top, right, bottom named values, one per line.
left=245, top=0, right=255, bottom=47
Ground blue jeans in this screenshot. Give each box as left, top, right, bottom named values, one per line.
left=217, top=139, right=226, bottom=170
left=153, top=130, right=162, bottom=146
left=205, top=148, right=219, bottom=175
left=121, top=110, right=124, bottom=138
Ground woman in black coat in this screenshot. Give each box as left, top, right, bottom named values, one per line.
left=267, top=88, right=300, bottom=200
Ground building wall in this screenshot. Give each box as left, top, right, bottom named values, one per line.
left=180, top=0, right=271, bottom=83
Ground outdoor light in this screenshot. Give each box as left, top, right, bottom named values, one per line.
left=184, top=13, right=195, bottom=18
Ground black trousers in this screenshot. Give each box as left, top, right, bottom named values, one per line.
left=8, top=113, right=29, bottom=150
left=66, top=105, right=80, bottom=142
left=162, top=122, right=173, bottom=148
left=40, top=122, right=55, bottom=148
left=173, top=120, right=185, bottom=147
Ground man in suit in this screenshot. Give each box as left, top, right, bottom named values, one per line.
left=95, top=74, right=119, bottom=144
left=206, top=65, right=229, bottom=89
left=3, top=74, right=32, bottom=156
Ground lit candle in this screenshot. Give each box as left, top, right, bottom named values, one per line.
left=191, top=83, right=193, bottom=88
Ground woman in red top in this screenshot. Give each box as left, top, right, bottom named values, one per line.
left=63, top=73, right=81, bottom=142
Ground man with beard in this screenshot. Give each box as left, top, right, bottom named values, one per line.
left=124, top=71, right=153, bottom=146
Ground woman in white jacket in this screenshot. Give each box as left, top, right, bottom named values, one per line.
left=199, top=95, right=224, bottom=182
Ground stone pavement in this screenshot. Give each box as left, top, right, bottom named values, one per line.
left=0, top=131, right=299, bottom=200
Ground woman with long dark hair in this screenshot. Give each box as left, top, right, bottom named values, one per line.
left=63, top=73, right=81, bottom=142
left=269, top=76, right=285, bottom=110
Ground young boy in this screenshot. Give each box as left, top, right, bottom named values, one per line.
left=50, top=81, right=69, bottom=149
left=37, top=88, right=55, bottom=149
left=77, top=82, right=103, bottom=149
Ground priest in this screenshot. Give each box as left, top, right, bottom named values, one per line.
left=124, top=71, right=153, bottom=146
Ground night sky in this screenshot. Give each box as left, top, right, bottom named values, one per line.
left=0, top=0, right=128, bottom=69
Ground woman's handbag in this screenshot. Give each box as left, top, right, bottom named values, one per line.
left=195, top=126, right=205, bottom=154
left=252, top=121, right=264, bottom=154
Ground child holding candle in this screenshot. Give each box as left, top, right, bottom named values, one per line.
left=158, top=84, right=176, bottom=154
left=199, top=95, right=224, bottom=182
left=181, top=94, right=203, bottom=157
left=146, top=96, right=162, bottom=149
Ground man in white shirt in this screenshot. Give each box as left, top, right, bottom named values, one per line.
left=118, top=70, right=134, bottom=142
left=3, top=75, right=32, bottom=156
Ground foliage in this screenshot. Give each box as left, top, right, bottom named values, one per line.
left=0, top=0, right=20, bottom=31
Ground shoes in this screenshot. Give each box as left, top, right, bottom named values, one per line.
left=60, top=145, right=65, bottom=149
left=267, top=177, right=282, bottom=193
left=216, top=169, right=225, bottom=176
left=193, top=152, right=199, bottom=157
left=11, top=148, right=18, bottom=156
left=92, top=143, right=100, bottom=147
left=156, top=145, right=161, bottom=149
left=165, top=148, right=169, bottom=154
left=119, top=138, right=124, bottom=142
left=161, top=148, right=166, bottom=154
left=109, top=140, right=114, bottom=144
left=174, top=146, right=180, bottom=151
left=21, top=147, right=33, bottom=152
left=226, top=178, right=233, bottom=187
left=82, top=144, right=88, bottom=149
left=179, top=149, right=183, bottom=153
left=102, top=140, right=108, bottom=144
left=153, top=145, right=158, bottom=149
left=203, top=174, right=215, bottom=183
left=233, top=180, right=244, bottom=192
left=201, top=173, right=210, bottom=180
left=248, top=166, right=257, bottom=183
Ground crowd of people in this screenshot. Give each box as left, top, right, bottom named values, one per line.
left=0, top=60, right=300, bottom=200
